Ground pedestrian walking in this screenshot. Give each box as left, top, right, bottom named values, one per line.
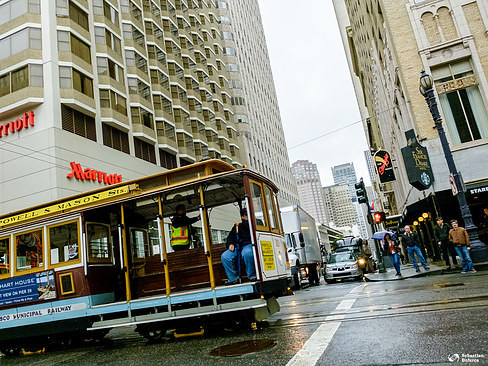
left=448, top=220, right=476, bottom=273
left=434, top=217, right=458, bottom=269
left=478, top=207, right=488, bottom=245
left=402, top=225, right=430, bottom=273
left=384, top=233, right=401, bottom=276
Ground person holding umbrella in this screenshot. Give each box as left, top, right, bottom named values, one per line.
left=384, top=233, right=402, bottom=276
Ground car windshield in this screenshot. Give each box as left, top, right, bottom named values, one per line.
left=329, top=253, right=354, bottom=264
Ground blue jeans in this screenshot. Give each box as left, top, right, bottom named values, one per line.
left=454, top=246, right=474, bottom=272
left=221, top=244, right=256, bottom=282
left=407, top=246, right=428, bottom=270
left=391, top=253, right=401, bottom=274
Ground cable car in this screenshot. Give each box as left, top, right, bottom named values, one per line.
left=0, top=160, right=290, bottom=355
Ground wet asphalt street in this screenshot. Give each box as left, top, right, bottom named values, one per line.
left=1, top=271, right=488, bottom=366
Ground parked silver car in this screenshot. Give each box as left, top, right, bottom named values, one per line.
left=324, top=252, right=363, bottom=284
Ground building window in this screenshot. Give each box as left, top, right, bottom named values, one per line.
left=125, top=50, right=148, bottom=73
left=68, top=0, right=89, bottom=31
left=433, top=60, right=488, bottom=144
left=57, top=31, right=91, bottom=64
left=0, top=27, right=42, bottom=61
left=131, top=106, right=154, bottom=128
left=134, top=138, right=156, bottom=163
left=0, top=64, right=43, bottom=97
left=128, top=77, right=151, bottom=101
left=96, top=57, right=124, bottom=83
left=61, top=104, right=96, bottom=141
left=0, top=0, right=40, bottom=26
left=122, top=23, right=145, bottom=47
left=102, top=123, right=130, bottom=153
left=95, top=27, right=122, bottom=55
left=93, top=0, right=119, bottom=25
left=99, top=88, right=127, bottom=115
left=59, top=66, right=93, bottom=97
left=159, top=149, right=177, bottom=169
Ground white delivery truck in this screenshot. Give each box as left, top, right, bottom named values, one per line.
left=281, top=206, right=322, bottom=289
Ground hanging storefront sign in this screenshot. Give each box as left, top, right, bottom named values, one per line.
left=0, top=111, right=35, bottom=138
left=67, top=162, right=122, bottom=185
left=401, top=129, right=434, bottom=191
left=374, top=150, right=396, bottom=183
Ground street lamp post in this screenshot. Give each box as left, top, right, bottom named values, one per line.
left=419, top=70, right=488, bottom=262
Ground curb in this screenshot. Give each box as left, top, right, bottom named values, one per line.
left=364, top=268, right=444, bottom=282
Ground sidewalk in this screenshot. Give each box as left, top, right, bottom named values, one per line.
left=364, top=263, right=444, bottom=282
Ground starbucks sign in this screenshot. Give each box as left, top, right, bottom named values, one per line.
left=401, top=129, right=434, bottom=190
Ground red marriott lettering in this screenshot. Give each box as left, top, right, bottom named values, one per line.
left=67, top=162, right=122, bottom=185
left=0, top=111, right=35, bottom=138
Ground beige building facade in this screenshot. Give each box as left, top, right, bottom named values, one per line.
left=0, top=0, right=293, bottom=214
left=323, top=184, right=357, bottom=229
left=334, top=0, right=488, bottom=227
left=222, top=0, right=299, bottom=205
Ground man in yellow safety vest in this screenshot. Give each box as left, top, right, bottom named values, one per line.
left=170, top=204, right=200, bottom=251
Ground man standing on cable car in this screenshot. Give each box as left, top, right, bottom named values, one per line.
left=221, top=208, right=257, bottom=285
left=170, top=204, right=200, bottom=251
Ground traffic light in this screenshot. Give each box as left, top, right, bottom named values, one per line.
left=373, top=211, right=386, bottom=223
left=355, top=178, right=368, bottom=204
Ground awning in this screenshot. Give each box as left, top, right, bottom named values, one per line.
left=466, top=179, right=488, bottom=197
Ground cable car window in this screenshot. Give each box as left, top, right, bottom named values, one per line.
left=15, top=229, right=43, bottom=272
left=48, top=221, right=80, bottom=266
left=130, top=228, right=149, bottom=259
left=250, top=181, right=267, bottom=229
left=87, top=223, right=111, bottom=263
left=264, top=186, right=278, bottom=231
left=0, top=237, right=9, bottom=277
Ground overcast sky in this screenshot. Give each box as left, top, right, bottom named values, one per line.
left=257, top=0, right=370, bottom=186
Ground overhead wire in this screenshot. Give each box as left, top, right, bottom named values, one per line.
left=287, top=106, right=396, bottom=150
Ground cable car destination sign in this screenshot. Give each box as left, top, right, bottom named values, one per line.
left=0, top=185, right=133, bottom=228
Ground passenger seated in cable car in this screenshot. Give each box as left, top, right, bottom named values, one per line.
left=221, top=208, right=256, bottom=285
left=170, top=204, right=201, bottom=251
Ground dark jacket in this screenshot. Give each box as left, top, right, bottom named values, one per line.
left=402, top=232, right=420, bottom=248
left=434, top=223, right=451, bottom=242
left=226, top=219, right=252, bottom=249
left=171, top=214, right=199, bottom=229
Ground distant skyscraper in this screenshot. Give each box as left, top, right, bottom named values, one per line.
left=364, top=150, right=377, bottom=184
left=291, top=160, right=328, bottom=224
left=323, top=184, right=356, bottom=228
left=331, top=162, right=368, bottom=237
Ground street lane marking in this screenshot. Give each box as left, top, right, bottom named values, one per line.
left=335, top=299, right=356, bottom=310
left=286, top=286, right=359, bottom=366
left=286, top=321, right=341, bottom=366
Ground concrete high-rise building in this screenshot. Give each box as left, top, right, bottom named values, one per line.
left=331, top=162, right=368, bottom=237
left=291, top=160, right=328, bottom=224
left=364, top=150, right=377, bottom=185
left=332, top=162, right=358, bottom=201
left=218, top=0, right=298, bottom=205
left=323, top=184, right=356, bottom=228
left=0, top=0, right=295, bottom=213
left=334, top=0, right=488, bottom=225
